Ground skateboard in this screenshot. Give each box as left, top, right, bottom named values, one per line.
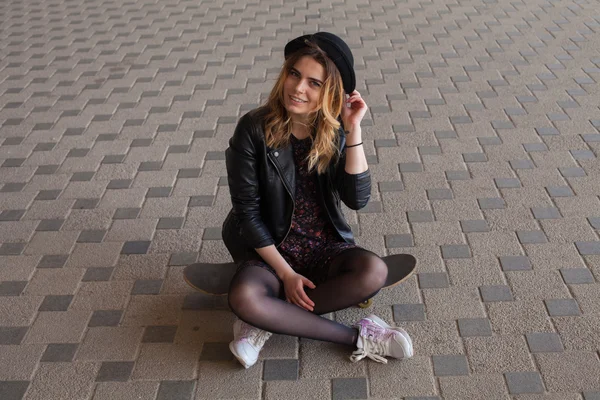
left=183, top=254, right=416, bottom=308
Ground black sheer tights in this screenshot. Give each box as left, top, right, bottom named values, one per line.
left=227, top=249, right=388, bottom=346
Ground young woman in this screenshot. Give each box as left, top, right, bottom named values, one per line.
left=221, top=32, right=413, bottom=368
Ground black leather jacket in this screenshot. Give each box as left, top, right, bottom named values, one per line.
left=221, top=108, right=371, bottom=263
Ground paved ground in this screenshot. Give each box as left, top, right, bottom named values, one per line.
left=1, top=0, right=600, bottom=398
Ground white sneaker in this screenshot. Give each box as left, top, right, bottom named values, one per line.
left=229, top=319, right=272, bottom=368
left=350, top=314, right=413, bottom=364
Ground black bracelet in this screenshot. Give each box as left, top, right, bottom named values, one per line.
left=345, top=142, right=363, bottom=148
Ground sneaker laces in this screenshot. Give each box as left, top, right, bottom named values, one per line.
left=350, top=321, right=393, bottom=364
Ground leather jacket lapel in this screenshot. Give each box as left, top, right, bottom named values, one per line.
left=267, top=144, right=295, bottom=200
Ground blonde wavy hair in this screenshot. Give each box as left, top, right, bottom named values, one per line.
left=261, top=41, right=346, bottom=174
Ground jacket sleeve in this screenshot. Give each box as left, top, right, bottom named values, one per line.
left=334, top=148, right=372, bottom=210
left=225, top=114, right=275, bottom=249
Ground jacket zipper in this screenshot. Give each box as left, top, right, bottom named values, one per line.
left=268, top=152, right=294, bottom=247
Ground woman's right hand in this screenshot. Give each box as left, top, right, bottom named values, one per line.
left=281, top=272, right=316, bottom=312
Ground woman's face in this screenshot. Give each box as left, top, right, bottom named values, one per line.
left=282, top=56, right=326, bottom=120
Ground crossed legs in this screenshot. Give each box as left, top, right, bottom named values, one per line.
left=227, top=249, right=387, bottom=346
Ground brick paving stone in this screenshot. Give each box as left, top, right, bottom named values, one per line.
left=505, top=372, right=544, bottom=394
left=41, top=343, right=79, bottom=362
left=499, top=256, right=532, bottom=271
left=156, top=381, right=196, bottom=400
left=418, top=273, right=449, bottom=289
left=199, top=342, right=234, bottom=361
left=441, top=245, right=471, bottom=259
left=263, top=359, right=299, bottom=381
left=393, top=304, right=426, bottom=322
left=331, top=378, right=368, bottom=400
left=432, top=355, right=469, bottom=376
left=96, top=362, right=135, bottom=382
left=460, top=220, right=489, bottom=233
left=0, top=381, right=30, bottom=400
left=457, top=318, right=492, bottom=337
left=545, top=299, right=582, bottom=316
left=525, top=333, right=564, bottom=353
left=479, top=285, right=514, bottom=302
left=560, top=268, right=595, bottom=284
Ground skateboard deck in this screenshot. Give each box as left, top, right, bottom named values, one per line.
left=183, top=253, right=417, bottom=299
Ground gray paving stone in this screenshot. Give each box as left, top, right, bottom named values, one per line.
left=39, top=295, right=74, bottom=311
left=157, top=217, right=184, bottom=230
left=146, top=187, right=172, bottom=198
left=546, top=186, right=575, bottom=197
left=478, top=137, right=502, bottom=145
left=113, top=208, right=141, bottom=220
left=516, top=230, right=548, bottom=244
left=156, top=381, right=196, bottom=400
left=399, top=162, right=424, bottom=173
left=418, top=273, right=449, bottom=288
left=499, top=256, right=532, bottom=271
left=531, top=207, right=562, bottom=220
left=88, top=310, right=123, bottom=327
left=432, top=355, right=469, bottom=376
left=571, top=149, right=596, bottom=160
left=525, top=332, right=564, bottom=352
left=0, top=243, right=26, bottom=255
left=441, top=245, right=471, bottom=259
left=0, top=210, right=26, bottom=221
left=0, top=327, right=28, bottom=345
left=427, top=188, right=453, bottom=200
left=199, top=342, right=234, bottom=361
left=379, top=181, right=404, bottom=192
left=169, top=253, right=198, bottom=266
left=82, top=268, right=113, bottom=282
left=494, top=178, right=521, bottom=189
left=545, top=299, right=581, bottom=316
left=143, top=326, right=178, bottom=343
left=385, top=234, right=414, bottom=248
left=96, top=361, right=135, bottom=382
left=457, top=318, right=492, bottom=337
left=393, top=303, right=426, bottom=322
left=559, top=167, right=586, bottom=177
left=263, top=359, right=299, bottom=381
left=408, top=210, right=434, bottom=223
left=523, top=143, right=548, bottom=152
left=35, top=190, right=62, bottom=201
left=41, top=343, right=78, bottom=362
left=463, top=153, right=488, bottom=162
left=584, top=393, right=600, bottom=400
left=72, top=198, right=99, bottom=209
left=36, top=219, right=65, bottom=231
left=560, top=268, right=595, bottom=284
left=0, top=281, right=27, bottom=296
left=588, top=217, right=600, bottom=230
left=479, top=285, right=514, bottom=302
left=460, top=220, right=489, bottom=233
left=446, top=170, right=471, bottom=180
left=37, top=254, right=69, bottom=268
left=505, top=372, right=544, bottom=394
left=575, top=242, right=600, bottom=255
left=202, top=228, right=222, bottom=240
left=132, top=279, right=163, bottom=295
left=331, top=378, right=368, bottom=400
left=0, top=381, right=30, bottom=400
left=510, top=159, right=535, bottom=170
left=121, top=241, right=151, bottom=254
left=188, top=196, right=215, bottom=207
left=478, top=197, right=506, bottom=209
left=77, top=230, right=106, bottom=243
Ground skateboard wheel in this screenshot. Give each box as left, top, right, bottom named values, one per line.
left=358, top=298, right=373, bottom=308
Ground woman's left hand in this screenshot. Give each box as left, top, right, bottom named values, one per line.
left=341, top=90, right=368, bottom=131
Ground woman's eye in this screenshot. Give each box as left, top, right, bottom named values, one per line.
left=290, top=70, right=299, bottom=77
left=311, top=81, right=321, bottom=87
